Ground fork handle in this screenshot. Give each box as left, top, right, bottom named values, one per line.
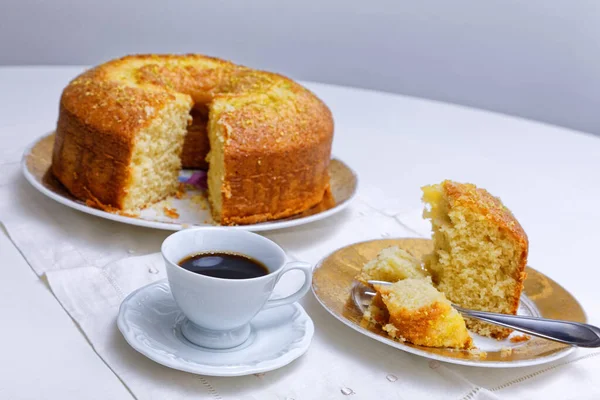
left=366, top=280, right=600, bottom=347
left=455, top=307, right=600, bottom=348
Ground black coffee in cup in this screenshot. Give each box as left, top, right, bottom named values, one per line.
left=178, top=252, right=268, bottom=279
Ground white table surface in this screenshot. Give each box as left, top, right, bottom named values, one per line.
left=1, top=66, right=600, bottom=399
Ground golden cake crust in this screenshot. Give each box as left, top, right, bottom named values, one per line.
left=383, top=301, right=473, bottom=350
left=51, top=54, right=334, bottom=224
left=374, top=281, right=473, bottom=349
left=442, top=180, right=529, bottom=324
left=443, top=181, right=529, bottom=251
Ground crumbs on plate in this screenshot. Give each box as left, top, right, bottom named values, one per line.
left=468, top=348, right=488, bottom=359
left=500, top=347, right=513, bottom=357
left=175, top=183, right=186, bottom=199
left=163, top=207, right=180, bottom=219
left=510, top=335, right=531, bottom=343
left=190, top=192, right=209, bottom=210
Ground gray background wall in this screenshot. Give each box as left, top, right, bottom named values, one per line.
left=1, top=0, right=598, bottom=135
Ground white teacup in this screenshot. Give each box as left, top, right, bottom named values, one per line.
left=162, top=228, right=312, bottom=349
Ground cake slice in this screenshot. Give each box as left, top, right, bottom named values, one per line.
left=356, top=246, right=429, bottom=285
left=369, top=279, right=473, bottom=349
left=422, top=180, right=528, bottom=339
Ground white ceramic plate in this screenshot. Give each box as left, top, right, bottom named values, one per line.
left=22, top=133, right=358, bottom=232
left=117, top=280, right=314, bottom=376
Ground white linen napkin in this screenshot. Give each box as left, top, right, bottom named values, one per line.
left=44, top=251, right=600, bottom=400
left=2, top=176, right=600, bottom=399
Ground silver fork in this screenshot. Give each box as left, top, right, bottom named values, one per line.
left=367, top=280, right=600, bottom=348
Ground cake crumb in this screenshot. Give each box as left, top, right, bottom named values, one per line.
left=510, top=334, right=530, bottom=343
left=118, top=210, right=140, bottom=218
left=469, top=348, right=488, bottom=359
left=175, top=183, right=186, bottom=199
left=190, top=193, right=209, bottom=210
left=500, top=347, right=513, bottom=357
left=383, top=323, right=399, bottom=339
left=163, top=207, right=179, bottom=219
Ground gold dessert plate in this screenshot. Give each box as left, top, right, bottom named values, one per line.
left=312, top=238, right=585, bottom=368
left=22, top=133, right=357, bottom=232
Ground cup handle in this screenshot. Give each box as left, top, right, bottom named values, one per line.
left=263, top=261, right=312, bottom=310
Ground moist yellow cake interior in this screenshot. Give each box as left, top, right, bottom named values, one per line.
left=123, top=95, right=193, bottom=210
left=422, top=183, right=525, bottom=338
left=356, top=246, right=429, bottom=285
left=205, top=99, right=229, bottom=221
left=374, top=279, right=473, bottom=349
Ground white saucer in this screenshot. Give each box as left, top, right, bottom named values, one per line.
left=117, top=280, right=314, bottom=376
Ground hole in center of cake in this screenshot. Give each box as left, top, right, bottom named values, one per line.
left=181, top=104, right=211, bottom=170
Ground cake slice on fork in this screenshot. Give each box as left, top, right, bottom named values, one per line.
left=367, top=278, right=473, bottom=349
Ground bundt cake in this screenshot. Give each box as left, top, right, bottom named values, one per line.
left=51, top=54, right=334, bottom=225
left=369, top=279, right=473, bottom=350
left=422, top=180, right=529, bottom=339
